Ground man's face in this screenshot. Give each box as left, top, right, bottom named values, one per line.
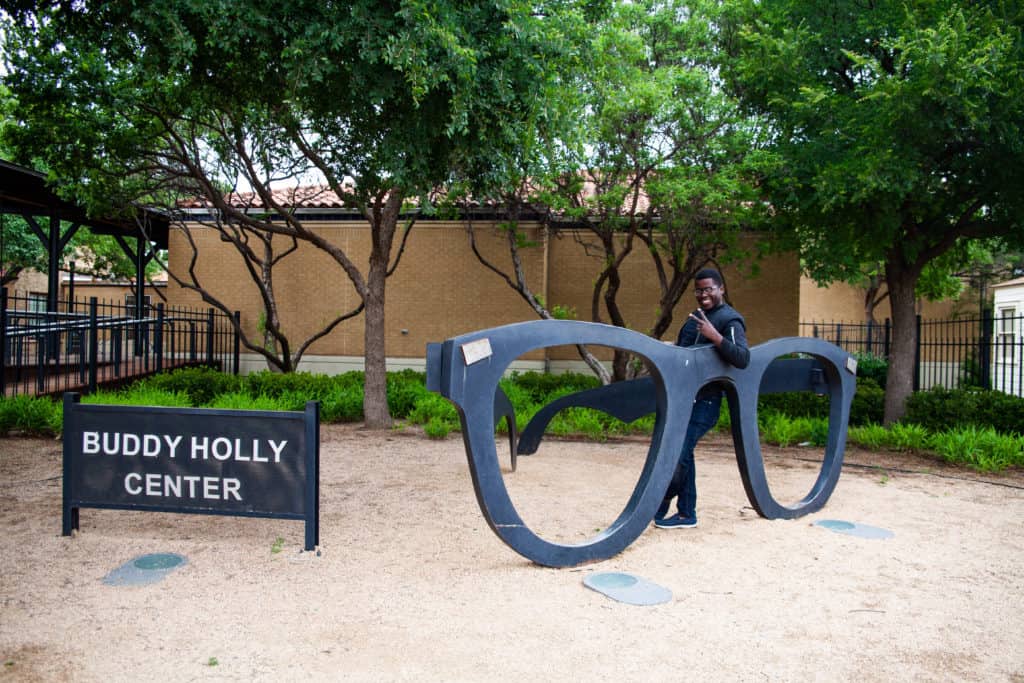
left=694, top=277, right=724, bottom=311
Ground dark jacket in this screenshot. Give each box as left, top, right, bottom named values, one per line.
left=676, top=302, right=750, bottom=399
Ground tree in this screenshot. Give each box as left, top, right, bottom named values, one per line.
left=559, top=0, right=770, bottom=381
left=847, top=242, right=991, bottom=325
left=720, top=0, right=1024, bottom=422
left=0, top=211, right=165, bottom=293
left=167, top=201, right=371, bottom=373
left=2, top=1, right=584, bottom=427
left=465, top=0, right=773, bottom=382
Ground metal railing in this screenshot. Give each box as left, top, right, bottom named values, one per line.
left=2, top=288, right=239, bottom=398
left=800, top=313, right=1024, bottom=395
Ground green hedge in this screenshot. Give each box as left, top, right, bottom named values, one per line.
left=905, top=386, right=1024, bottom=436
left=3, top=365, right=1022, bottom=473
left=756, top=377, right=884, bottom=427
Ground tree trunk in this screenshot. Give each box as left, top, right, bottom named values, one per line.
left=362, top=193, right=402, bottom=429
left=883, top=263, right=919, bottom=425
left=363, top=263, right=390, bottom=428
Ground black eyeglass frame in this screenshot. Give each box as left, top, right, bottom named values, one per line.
left=426, top=319, right=856, bottom=568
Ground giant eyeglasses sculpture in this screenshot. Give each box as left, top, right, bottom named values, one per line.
left=426, top=320, right=857, bottom=568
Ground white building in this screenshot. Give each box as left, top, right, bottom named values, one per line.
left=990, top=276, right=1024, bottom=396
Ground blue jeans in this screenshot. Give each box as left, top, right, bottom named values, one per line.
left=658, top=395, right=721, bottom=519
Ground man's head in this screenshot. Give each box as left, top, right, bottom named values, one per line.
left=693, top=268, right=725, bottom=311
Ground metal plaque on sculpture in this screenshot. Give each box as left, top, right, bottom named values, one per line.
left=62, top=394, right=320, bottom=550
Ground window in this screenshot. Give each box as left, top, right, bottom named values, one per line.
left=27, top=292, right=47, bottom=314
left=997, top=307, right=1017, bottom=363
left=125, top=294, right=152, bottom=315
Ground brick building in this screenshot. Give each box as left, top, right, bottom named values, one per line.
left=168, top=208, right=800, bottom=375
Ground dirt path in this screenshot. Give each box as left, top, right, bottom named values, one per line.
left=1, top=427, right=1022, bottom=681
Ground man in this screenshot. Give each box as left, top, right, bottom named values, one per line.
left=655, top=268, right=749, bottom=529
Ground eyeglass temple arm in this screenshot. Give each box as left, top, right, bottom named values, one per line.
left=516, top=357, right=829, bottom=456
left=517, top=377, right=657, bottom=455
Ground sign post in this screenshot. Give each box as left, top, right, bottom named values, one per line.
left=62, top=393, right=320, bottom=551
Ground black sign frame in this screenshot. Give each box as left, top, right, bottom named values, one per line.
left=62, top=393, right=320, bottom=551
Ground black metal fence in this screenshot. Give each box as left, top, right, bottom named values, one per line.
left=2, top=288, right=239, bottom=398
left=801, top=313, right=1024, bottom=395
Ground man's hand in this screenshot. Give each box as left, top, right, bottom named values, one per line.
left=689, top=309, right=723, bottom=346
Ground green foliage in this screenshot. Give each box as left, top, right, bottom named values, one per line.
left=8, top=365, right=1022, bottom=474
left=905, top=387, right=1024, bottom=436
left=319, top=384, right=364, bottom=423
left=135, top=367, right=243, bottom=406
left=423, top=417, right=454, bottom=440
left=407, top=393, right=459, bottom=428
left=0, top=395, right=61, bottom=436
left=845, top=419, right=1024, bottom=472
left=756, top=377, right=883, bottom=427
left=719, top=0, right=1024, bottom=423
left=205, top=392, right=297, bottom=412
left=83, top=387, right=192, bottom=408
left=506, top=372, right=600, bottom=404
left=243, top=371, right=340, bottom=402
left=1, top=0, right=595, bottom=426
left=849, top=379, right=885, bottom=427
left=386, top=370, right=430, bottom=417
left=848, top=423, right=890, bottom=451
left=926, top=426, right=1024, bottom=472
left=854, top=353, right=888, bottom=387
left=886, top=422, right=930, bottom=452
left=757, top=412, right=827, bottom=448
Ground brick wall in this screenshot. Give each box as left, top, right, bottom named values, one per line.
left=799, top=276, right=982, bottom=324
left=167, top=219, right=800, bottom=371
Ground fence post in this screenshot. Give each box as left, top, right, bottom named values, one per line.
left=155, top=303, right=164, bottom=373
left=206, top=308, right=215, bottom=366
left=0, top=288, right=7, bottom=397
left=884, top=319, right=891, bottom=359
left=979, top=309, right=992, bottom=390
left=233, top=311, right=241, bottom=375
left=88, top=297, right=98, bottom=394
left=36, top=327, right=45, bottom=394
left=113, top=324, right=122, bottom=377
left=913, top=315, right=922, bottom=392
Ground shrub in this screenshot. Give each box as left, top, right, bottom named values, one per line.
left=926, top=426, right=1024, bottom=472
left=386, top=370, right=430, bottom=418
left=136, top=366, right=241, bottom=405
left=423, top=416, right=453, bottom=439
left=759, top=411, right=804, bottom=447
left=854, top=352, right=888, bottom=387
left=758, top=391, right=827, bottom=421
left=407, top=393, right=459, bottom=426
left=508, top=371, right=600, bottom=404
left=0, top=395, right=61, bottom=436
left=905, top=387, right=1024, bottom=436
left=886, top=422, right=930, bottom=452
left=243, top=370, right=340, bottom=402
left=849, top=378, right=885, bottom=426
left=205, top=392, right=296, bottom=411
left=848, top=423, right=889, bottom=450
left=756, top=376, right=883, bottom=427
left=320, top=384, right=364, bottom=422
left=83, top=387, right=192, bottom=408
